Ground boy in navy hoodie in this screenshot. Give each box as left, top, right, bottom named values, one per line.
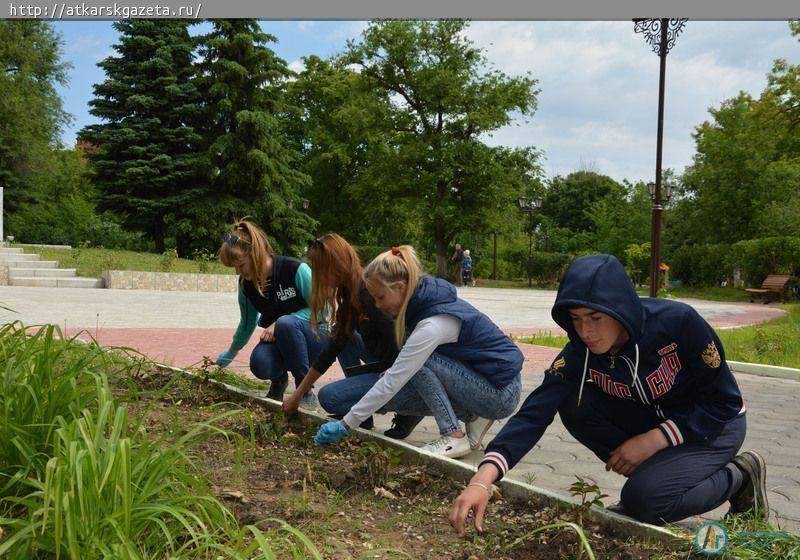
left=450, top=254, right=768, bottom=531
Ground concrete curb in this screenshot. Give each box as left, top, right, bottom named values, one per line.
left=155, top=361, right=689, bottom=551
left=729, top=360, right=800, bottom=382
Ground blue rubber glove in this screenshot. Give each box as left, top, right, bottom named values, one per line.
left=215, top=349, right=235, bottom=367
left=313, top=421, right=349, bottom=446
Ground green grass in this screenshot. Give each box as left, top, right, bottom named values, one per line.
left=515, top=304, right=800, bottom=370
left=0, top=321, right=320, bottom=559
left=717, top=304, right=800, bottom=369
left=15, top=245, right=231, bottom=278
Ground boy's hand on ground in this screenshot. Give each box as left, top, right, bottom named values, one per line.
left=607, top=429, right=669, bottom=476
left=215, top=349, right=235, bottom=367
left=449, top=486, right=489, bottom=537
left=313, top=421, right=348, bottom=446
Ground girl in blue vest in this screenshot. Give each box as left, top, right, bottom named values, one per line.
left=214, top=219, right=358, bottom=405
left=313, top=244, right=524, bottom=459
left=449, top=254, right=768, bottom=533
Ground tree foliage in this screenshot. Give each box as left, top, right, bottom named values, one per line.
left=0, top=21, right=70, bottom=217
left=193, top=19, right=314, bottom=255
left=337, top=19, right=542, bottom=275
left=81, top=20, right=203, bottom=254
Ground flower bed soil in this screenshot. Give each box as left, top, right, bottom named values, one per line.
left=116, top=367, right=694, bottom=559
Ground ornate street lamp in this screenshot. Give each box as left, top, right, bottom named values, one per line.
left=518, top=196, right=542, bottom=287
left=634, top=18, right=687, bottom=297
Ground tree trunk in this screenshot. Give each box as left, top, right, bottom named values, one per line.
left=435, top=237, right=448, bottom=278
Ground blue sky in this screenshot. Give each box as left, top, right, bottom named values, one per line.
left=52, top=20, right=800, bottom=185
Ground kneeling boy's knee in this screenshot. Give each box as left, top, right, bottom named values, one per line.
left=620, top=480, right=672, bottom=525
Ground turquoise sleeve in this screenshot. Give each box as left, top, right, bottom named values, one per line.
left=292, top=263, right=313, bottom=322
left=231, top=283, right=259, bottom=350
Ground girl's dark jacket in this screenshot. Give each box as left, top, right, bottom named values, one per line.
left=481, top=254, right=744, bottom=479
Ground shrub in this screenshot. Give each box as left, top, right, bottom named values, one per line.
left=670, top=243, right=734, bottom=287
left=731, top=236, right=800, bottom=286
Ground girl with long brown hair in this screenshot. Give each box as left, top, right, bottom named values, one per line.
left=283, top=233, right=423, bottom=438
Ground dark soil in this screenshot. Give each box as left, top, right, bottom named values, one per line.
left=114, top=367, right=694, bottom=559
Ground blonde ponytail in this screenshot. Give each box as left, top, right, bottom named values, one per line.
left=363, top=245, right=421, bottom=348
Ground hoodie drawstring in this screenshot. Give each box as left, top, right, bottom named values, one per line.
left=577, top=348, right=589, bottom=406
left=632, top=344, right=640, bottom=384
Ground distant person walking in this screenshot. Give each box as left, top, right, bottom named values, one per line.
left=462, top=249, right=474, bottom=287
left=451, top=243, right=464, bottom=285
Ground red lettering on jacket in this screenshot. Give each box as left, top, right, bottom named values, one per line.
left=645, top=353, right=682, bottom=398
left=589, top=369, right=633, bottom=400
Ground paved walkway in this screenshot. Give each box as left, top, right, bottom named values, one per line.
left=1, top=284, right=796, bottom=534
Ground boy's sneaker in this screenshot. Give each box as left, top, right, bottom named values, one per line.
left=420, top=435, right=472, bottom=459
left=384, top=414, right=424, bottom=439
left=729, top=450, right=769, bottom=520
left=266, top=375, right=289, bottom=401
left=466, top=416, right=494, bottom=450
left=300, top=390, right=318, bottom=410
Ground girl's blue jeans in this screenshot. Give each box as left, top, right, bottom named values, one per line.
left=319, top=351, right=521, bottom=435
left=249, top=315, right=363, bottom=387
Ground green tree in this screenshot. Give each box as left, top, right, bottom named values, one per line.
left=192, top=20, right=314, bottom=254
left=341, top=20, right=541, bottom=276
left=285, top=55, right=413, bottom=246
left=80, top=20, right=203, bottom=254
left=589, top=180, right=651, bottom=258
left=0, top=21, right=70, bottom=220
left=540, top=171, right=626, bottom=253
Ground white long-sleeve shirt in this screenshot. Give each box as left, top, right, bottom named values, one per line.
left=342, top=314, right=461, bottom=428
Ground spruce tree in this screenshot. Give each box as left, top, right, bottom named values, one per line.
left=81, top=20, right=203, bottom=254
left=194, top=19, right=314, bottom=255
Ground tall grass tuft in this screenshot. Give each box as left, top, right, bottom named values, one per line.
left=0, top=322, right=111, bottom=496
left=0, top=321, right=321, bottom=559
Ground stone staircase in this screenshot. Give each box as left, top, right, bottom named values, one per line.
left=0, top=246, right=104, bottom=288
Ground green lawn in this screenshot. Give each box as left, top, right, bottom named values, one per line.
left=16, top=245, right=231, bottom=278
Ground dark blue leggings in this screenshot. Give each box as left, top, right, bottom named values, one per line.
left=559, top=388, right=745, bottom=525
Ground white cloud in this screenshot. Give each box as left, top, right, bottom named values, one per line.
left=288, top=59, right=306, bottom=74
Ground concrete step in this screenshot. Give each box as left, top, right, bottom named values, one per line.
left=0, top=253, right=41, bottom=262
left=0, top=247, right=24, bottom=255
left=8, top=267, right=78, bottom=278
left=1, top=260, right=58, bottom=269
left=8, top=276, right=104, bottom=288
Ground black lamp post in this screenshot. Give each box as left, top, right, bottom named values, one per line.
left=518, top=196, right=541, bottom=287
left=634, top=18, right=687, bottom=297
left=647, top=180, right=674, bottom=290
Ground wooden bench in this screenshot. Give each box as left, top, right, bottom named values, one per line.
left=745, top=274, right=792, bottom=303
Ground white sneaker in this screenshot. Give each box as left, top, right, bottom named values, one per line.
left=420, top=435, right=472, bottom=459
left=466, top=416, right=494, bottom=450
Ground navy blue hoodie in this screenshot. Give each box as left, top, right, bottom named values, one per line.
left=481, top=254, right=744, bottom=479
